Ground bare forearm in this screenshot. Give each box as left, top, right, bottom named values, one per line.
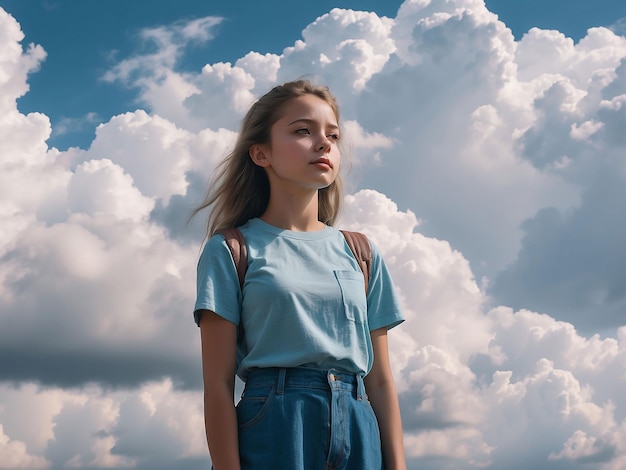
left=204, top=384, right=240, bottom=470
left=368, top=380, right=406, bottom=470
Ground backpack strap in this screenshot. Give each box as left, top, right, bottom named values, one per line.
left=216, top=228, right=248, bottom=289
left=340, top=230, right=372, bottom=294
left=216, top=227, right=371, bottom=294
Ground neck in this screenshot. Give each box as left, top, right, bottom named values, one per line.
left=261, top=189, right=325, bottom=232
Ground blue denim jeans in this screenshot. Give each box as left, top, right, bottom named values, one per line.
left=235, top=367, right=383, bottom=470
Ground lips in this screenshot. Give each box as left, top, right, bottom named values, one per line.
left=312, top=157, right=332, bottom=168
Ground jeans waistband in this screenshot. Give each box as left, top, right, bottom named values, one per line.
left=245, top=367, right=367, bottom=400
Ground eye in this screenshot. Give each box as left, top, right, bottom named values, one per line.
left=328, top=133, right=340, bottom=141
left=295, top=128, right=310, bottom=135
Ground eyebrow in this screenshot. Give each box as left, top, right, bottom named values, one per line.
left=288, top=118, right=339, bottom=129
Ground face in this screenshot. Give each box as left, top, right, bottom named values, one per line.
left=250, top=94, right=341, bottom=193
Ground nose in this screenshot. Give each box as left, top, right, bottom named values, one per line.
left=317, top=134, right=332, bottom=153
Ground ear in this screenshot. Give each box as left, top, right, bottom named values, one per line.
left=249, top=144, right=271, bottom=168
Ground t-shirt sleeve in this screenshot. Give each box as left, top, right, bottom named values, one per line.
left=193, top=234, right=242, bottom=326
left=366, top=242, right=404, bottom=331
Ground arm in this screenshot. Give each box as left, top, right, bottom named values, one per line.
left=365, top=327, right=406, bottom=470
left=199, top=309, right=240, bottom=470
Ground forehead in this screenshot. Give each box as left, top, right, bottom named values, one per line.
left=276, top=94, right=338, bottom=124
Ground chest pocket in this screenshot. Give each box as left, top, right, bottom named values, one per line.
left=334, top=270, right=367, bottom=323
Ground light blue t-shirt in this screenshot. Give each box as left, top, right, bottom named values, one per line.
left=194, top=218, right=403, bottom=380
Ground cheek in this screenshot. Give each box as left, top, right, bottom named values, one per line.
left=288, top=140, right=312, bottom=155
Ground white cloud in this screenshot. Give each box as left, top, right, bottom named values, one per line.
left=346, top=0, right=582, bottom=283
left=0, top=424, right=49, bottom=470
left=472, top=308, right=626, bottom=469
left=183, top=62, right=257, bottom=131
left=234, top=52, right=281, bottom=94
left=111, top=380, right=205, bottom=460
left=0, top=381, right=206, bottom=469
left=0, top=10, right=63, bottom=225
left=84, top=111, right=193, bottom=200
left=104, top=16, right=223, bottom=82
left=102, top=16, right=223, bottom=130
left=68, top=159, right=154, bottom=221
left=0, top=9, right=46, bottom=108
left=488, top=26, right=626, bottom=329
left=2, top=1, right=626, bottom=469
left=276, top=8, right=395, bottom=99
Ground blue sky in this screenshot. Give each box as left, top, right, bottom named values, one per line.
left=2, top=1, right=626, bottom=469
left=5, top=0, right=401, bottom=149
left=3, top=0, right=625, bottom=149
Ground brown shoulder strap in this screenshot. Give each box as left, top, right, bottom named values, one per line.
left=216, top=228, right=248, bottom=289
left=340, top=230, right=372, bottom=294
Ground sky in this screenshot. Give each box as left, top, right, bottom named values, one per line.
left=1, top=0, right=626, bottom=469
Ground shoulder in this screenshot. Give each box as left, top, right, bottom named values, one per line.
left=198, top=233, right=232, bottom=265
left=205, top=232, right=230, bottom=251
left=237, top=218, right=268, bottom=241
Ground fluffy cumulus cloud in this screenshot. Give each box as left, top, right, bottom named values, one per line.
left=0, top=380, right=206, bottom=469
left=482, top=23, right=626, bottom=332
left=1, top=0, right=626, bottom=469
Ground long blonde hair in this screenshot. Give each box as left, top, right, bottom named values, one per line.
left=192, top=80, right=345, bottom=237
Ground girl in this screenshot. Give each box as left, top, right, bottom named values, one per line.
left=193, top=80, right=406, bottom=470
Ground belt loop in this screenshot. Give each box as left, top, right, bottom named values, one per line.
left=356, top=374, right=366, bottom=401
left=277, top=368, right=287, bottom=395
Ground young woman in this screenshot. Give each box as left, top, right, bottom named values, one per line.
left=193, top=80, right=406, bottom=470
